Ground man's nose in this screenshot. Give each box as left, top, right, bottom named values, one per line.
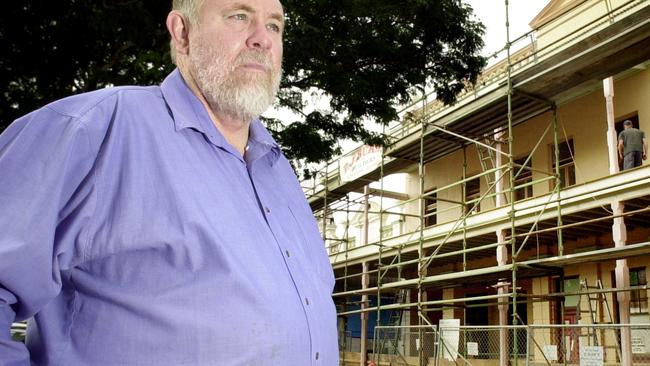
left=246, top=21, right=272, bottom=50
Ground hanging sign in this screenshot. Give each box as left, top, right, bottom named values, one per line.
left=467, top=342, right=479, bottom=356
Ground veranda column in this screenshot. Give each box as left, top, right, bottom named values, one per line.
left=360, top=261, right=370, bottom=366
left=494, top=129, right=509, bottom=366
left=604, top=77, right=632, bottom=366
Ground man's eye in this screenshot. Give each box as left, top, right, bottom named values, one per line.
left=231, top=13, right=248, bottom=21
left=267, top=23, right=281, bottom=33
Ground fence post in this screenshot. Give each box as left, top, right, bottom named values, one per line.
left=526, top=326, right=531, bottom=366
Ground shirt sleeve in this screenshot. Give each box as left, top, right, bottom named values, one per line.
left=0, top=106, right=97, bottom=364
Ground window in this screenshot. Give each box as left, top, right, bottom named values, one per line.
left=513, top=156, right=533, bottom=201
left=552, top=139, right=575, bottom=188
left=563, top=277, right=581, bottom=308
left=465, top=177, right=481, bottom=214
left=615, top=114, right=640, bottom=134
left=381, top=224, right=393, bottom=239
left=346, top=236, right=356, bottom=249
left=423, top=190, right=437, bottom=227
left=630, top=267, right=648, bottom=314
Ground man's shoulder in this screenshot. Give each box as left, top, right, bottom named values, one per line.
left=620, top=128, right=637, bottom=137
left=43, top=85, right=163, bottom=120
left=629, top=128, right=644, bottom=137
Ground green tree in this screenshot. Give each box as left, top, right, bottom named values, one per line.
left=1, top=1, right=485, bottom=166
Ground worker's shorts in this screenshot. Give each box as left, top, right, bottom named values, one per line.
left=623, top=151, right=643, bottom=170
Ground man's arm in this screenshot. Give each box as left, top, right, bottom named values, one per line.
left=618, top=138, right=625, bottom=160
left=0, top=107, right=97, bottom=364
left=643, top=137, right=648, bottom=160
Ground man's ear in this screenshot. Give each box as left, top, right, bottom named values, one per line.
left=167, top=10, right=191, bottom=56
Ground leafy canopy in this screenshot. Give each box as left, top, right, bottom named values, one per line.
left=1, top=1, right=485, bottom=167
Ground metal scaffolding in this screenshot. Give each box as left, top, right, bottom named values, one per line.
left=301, top=1, right=650, bottom=365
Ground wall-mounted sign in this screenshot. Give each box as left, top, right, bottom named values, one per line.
left=340, top=145, right=383, bottom=182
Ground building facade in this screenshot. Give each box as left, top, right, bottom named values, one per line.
left=302, top=1, right=650, bottom=365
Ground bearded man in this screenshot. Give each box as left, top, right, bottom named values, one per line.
left=0, top=0, right=338, bottom=365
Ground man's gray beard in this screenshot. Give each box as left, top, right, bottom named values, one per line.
left=190, top=42, right=282, bottom=123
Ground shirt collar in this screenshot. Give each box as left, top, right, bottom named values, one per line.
left=246, top=120, right=281, bottom=166
left=161, top=69, right=281, bottom=165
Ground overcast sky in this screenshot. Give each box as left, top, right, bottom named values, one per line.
left=466, top=0, right=550, bottom=58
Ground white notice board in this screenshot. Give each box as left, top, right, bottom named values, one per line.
left=439, top=319, right=460, bottom=361
left=579, top=346, right=603, bottom=366
left=466, top=342, right=478, bottom=356
left=543, top=345, right=558, bottom=361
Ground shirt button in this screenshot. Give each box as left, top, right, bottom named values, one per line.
left=315, top=352, right=319, bottom=360
left=265, top=207, right=271, bottom=214
left=305, top=297, right=310, bottom=305
left=285, top=250, right=290, bottom=258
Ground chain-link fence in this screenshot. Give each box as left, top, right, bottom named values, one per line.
left=528, top=324, right=650, bottom=365
left=339, top=330, right=355, bottom=352
left=368, top=324, right=650, bottom=366
left=438, top=325, right=529, bottom=365
left=373, top=325, right=438, bottom=365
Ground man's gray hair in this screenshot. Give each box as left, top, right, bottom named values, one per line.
left=623, top=120, right=633, bottom=127
left=169, top=0, right=204, bottom=64
left=172, top=0, right=203, bottom=25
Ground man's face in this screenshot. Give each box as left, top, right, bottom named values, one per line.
left=188, top=0, right=284, bottom=122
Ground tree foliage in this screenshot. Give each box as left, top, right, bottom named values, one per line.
left=0, top=1, right=171, bottom=121
left=1, top=0, right=485, bottom=166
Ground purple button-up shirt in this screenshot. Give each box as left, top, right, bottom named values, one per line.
left=0, top=70, right=338, bottom=365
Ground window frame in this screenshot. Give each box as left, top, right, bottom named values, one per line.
left=464, top=176, right=481, bottom=214
left=630, top=267, right=648, bottom=315
left=513, top=155, right=534, bottom=201
left=551, top=139, right=576, bottom=189
left=423, top=189, right=438, bottom=227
